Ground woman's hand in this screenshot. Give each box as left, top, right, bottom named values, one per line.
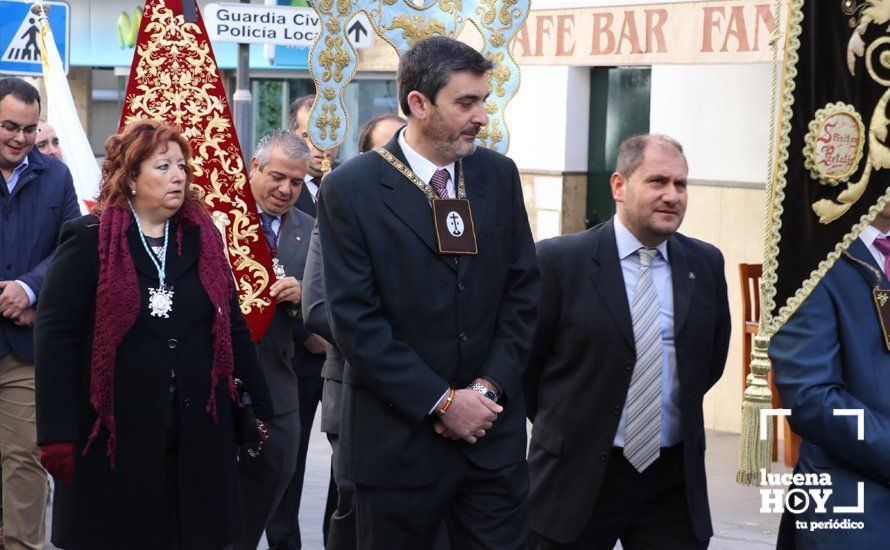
left=39, top=442, right=76, bottom=484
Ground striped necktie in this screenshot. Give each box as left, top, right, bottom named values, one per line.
left=430, top=169, right=450, bottom=199
left=623, top=247, right=663, bottom=473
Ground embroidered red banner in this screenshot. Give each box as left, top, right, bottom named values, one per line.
left=119, top=0, right=275, bottom=341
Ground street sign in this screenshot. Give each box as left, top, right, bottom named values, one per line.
left=204, top=3, right=373, bottom=49
left=0, top=0, right=69, bottom=76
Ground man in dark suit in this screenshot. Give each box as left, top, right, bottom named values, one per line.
left=236, top=130, right=315, bottom=550
left=524, top=134, right=730, bottom=549
left=769, top=204, right=890, bottom=549
left=0, top=77, right=79, bottom=550
left=317, top=36, right=540, bottom=549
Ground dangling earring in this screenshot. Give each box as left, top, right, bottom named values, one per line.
left=130, top=186, right=137, bottom=195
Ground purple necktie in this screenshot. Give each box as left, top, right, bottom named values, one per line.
left=875, top=236, right=890, bottom=275
left=430, top=169, right=450, bottom=199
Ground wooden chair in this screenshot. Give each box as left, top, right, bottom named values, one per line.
left=739, top=264, right=800, bottom=466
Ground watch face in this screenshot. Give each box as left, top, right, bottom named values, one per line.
left=484, top=390, right=497, bottom=402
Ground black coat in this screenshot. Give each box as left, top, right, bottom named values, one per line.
left=35, top=214, right=272, bottom=549
left=317, top=135, right=540, bottom=487
left=523, top=219, right=731, bottom=544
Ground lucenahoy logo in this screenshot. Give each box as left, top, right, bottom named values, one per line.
left=117, top=7, right=143, bottom=49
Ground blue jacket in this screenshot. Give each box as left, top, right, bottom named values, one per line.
left=770, top=238, right=890, bottom=549
left=0, top=149, right=80, bottom=361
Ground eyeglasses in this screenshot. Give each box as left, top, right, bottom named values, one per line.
left=0, top=121, right=39, bottom=137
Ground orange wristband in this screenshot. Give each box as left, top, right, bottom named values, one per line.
left=438, top=388, right=455, bottom=415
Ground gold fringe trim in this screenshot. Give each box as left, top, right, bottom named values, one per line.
left=737, top=334, right=775, bottom=486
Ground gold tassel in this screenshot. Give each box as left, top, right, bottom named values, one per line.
left=736, top=333, right=774, bottom=485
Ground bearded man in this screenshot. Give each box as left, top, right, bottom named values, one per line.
left=316, top=36, right=540, bottom=550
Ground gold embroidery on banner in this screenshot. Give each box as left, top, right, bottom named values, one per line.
left=319, top=35, right=351, bottom=82
left=488, top=30, right=506, bottom=48
left=803, top=103, right=865, bottom=186
left=439, top=0, right=462, bottom=14
left=316, top=103, right=342, bottom=141
left=323, top=87, right=336, bottom=101
left=765, top=0, right=890, bottom=332
left=477, top=119, right=502, bottom=149
left=326, top=18, right=342, bottom=34
left=487, top=52, right=510, bottom=97
left=812, top=31, right=890, bottom=223
left=498, top=0, right=520, bottom=25
left=476, top=0, right=497, bottom=25
left=125, top=3, right=271, bottom=315
left=385, top=15, right=446, bottom=44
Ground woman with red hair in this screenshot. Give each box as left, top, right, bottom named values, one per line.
left=34, top=120, right=272, bottom=549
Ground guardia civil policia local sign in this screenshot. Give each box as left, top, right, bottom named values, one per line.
left=0, top=0, right=69, bottom=76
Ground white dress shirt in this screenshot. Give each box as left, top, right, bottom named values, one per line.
left=398, top=129, right=456, bottom=199
left=612, top=215, right=682, bottom=447
left=860, top=224, right=889, bottom=274
left=305, top=178, right=320, bottom=202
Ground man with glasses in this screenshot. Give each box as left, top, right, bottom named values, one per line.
left=0, top=77, right=79, bottom=549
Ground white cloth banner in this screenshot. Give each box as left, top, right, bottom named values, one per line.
left=37, top=8, right=100, bottom=213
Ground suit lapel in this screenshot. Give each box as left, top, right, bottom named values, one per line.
left=276, top=209, right=303, bottom=269
left=380, top=136, right=457, bottom=272
left=457, top=158, right=488, bottom=279
left=668, top=236, right=695, bottom=336
left=295, top=184, right=317, bottom=218
left=590, top=220, right=635, bottom=348
left=845, top=238, right=886, bottom=287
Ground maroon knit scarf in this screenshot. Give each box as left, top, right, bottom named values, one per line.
left=85, top=201, right=238, bottom=468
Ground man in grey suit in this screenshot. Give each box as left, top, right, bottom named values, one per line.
left=236, top=130, right=315, bottom=550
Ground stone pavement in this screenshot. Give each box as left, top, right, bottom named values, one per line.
left=44, top=421, right=792, bottom=549
left=291, top=422, right=791, bottom=550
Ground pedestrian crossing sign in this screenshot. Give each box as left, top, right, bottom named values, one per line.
left=0, top=0, right=69, bottom=76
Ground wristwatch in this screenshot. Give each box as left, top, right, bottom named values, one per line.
left=469, top=380, right=499, bottom=403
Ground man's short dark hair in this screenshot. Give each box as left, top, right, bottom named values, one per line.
left=616, top=134, right=686, bottom=178
left=358, top=114, right=406, bottom=153
left=397, top=37, right=492, bottom=116
left=0, top=77, right=41, bottom=110
left=288, top=94, right=315, bottom=132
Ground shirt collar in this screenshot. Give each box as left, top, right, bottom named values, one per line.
left=257, top=205, right=282, bottom=222
left=861, top=224, right=885, bottom=249
left=14, top=155, right=29, bottom=173
left=613, top=215, right=669, bottom=263
left=398, top=128, right=456, bottom=186
left=5, top=155, right=29, bottom=177
left=305, top=178, right=320, bottom=198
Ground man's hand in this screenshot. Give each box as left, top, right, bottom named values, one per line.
left=13, top=307, right=36, bottom=327
left=270, top=277, right=302, bottom=305
left=303, top=333, right=327, bottom=355
left=434, top=389, right=502, bottom=444
left=0, top=281, right=30, bottom=319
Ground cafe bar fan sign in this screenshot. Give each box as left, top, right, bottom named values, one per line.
left=514, top=0, right=788, bottom=66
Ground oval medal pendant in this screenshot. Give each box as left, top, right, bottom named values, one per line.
left=272, top=257, right=286, bottom=280
left=148, top=286, right=174, bottom=318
